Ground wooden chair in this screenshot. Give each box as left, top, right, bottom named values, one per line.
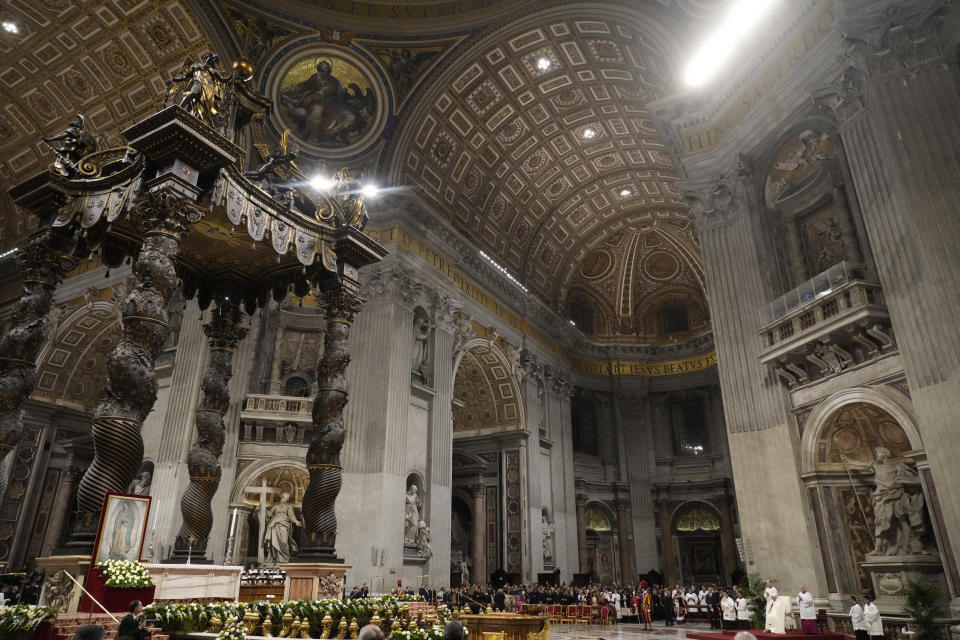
left=546, top=605, right=561, bottom=626
left=562, top=604, right=578, bottom=626
left=577, top=605, right=593, bottom=627
left=600, top=606, right=612, bottom=626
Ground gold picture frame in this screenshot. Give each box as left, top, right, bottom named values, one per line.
left=91, top=492, right=152, bottom=564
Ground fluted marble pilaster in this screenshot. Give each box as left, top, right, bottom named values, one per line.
left=428, top=295, right=456, bottom=583
left=826, top=34, right=960, bottom=574
left=72, top=192, right=195, bottom=547
left=173, top=300, right=247, bottom=560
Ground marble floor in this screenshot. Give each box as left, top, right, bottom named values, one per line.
left=551, top=621, right=718, bottom=640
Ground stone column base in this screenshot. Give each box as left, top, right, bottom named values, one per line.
left=35, top=555, right=92, bottom=614
left=279, top=562, right=351, bottom=601
left=862, top=554, right=946, bottom=614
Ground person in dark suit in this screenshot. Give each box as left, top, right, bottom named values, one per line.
left=663, top=588, right=675, bottom=626
left=116, top=600, right=149, bottom=640
left=494, top=589, right=506, bottom=612
left=706, top=586, right=722, bottom=629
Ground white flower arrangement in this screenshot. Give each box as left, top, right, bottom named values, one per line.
left=0, top=603, right=57, bottom=637
left=218, top=617, right=247, bottom=640
left=95, top=559, right=154, bottom=588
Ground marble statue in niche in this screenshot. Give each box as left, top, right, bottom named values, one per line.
left=264, top=492, right=302, bottom=563
left=416, top=520, right=432, bottom=558
left=843, top=448, right=930, bottom=556
left=412, top=307, right=433, bottom=380
left=129, top=470, right=152, bottom=496
left=404, top=484, right=422, bottom=544
left=542, top=510, right=556, bottom=564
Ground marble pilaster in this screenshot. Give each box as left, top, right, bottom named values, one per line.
left=144, top=303, right=207, bottom=557
left=470, top=480, right=486, bottom=585
left=819, top=9, right=960, bottom=574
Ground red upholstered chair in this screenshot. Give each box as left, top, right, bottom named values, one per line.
left=577, top=605, right=593, bottom=627
left=519, top=604, right=528, bottom=614
left=563, top=604, right=579, bottom=625
left=547, top=605, right=561, bottom=625
left=600, top=607, right=611, bottom=626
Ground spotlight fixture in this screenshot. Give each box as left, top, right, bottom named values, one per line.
left=479, top=250, right=528, bottom=293
left=620, top=188, right=631, bottom=197
left=309, top=174, right=333, bottom=191
left=582, top=128, right=596, bottom=139
left=361, top=183, right=379, bottom=198
left=536, top=57, right=551, bottom=71
left=1, top=21, right=18, bottom=34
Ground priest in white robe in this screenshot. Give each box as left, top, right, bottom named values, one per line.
left=765, top=594, right=790, bottom=634
left=797, top=587, right=817, bottom=633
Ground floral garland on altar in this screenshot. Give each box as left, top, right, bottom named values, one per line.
left=390, top=624, right=468, bottom=640
left=147, top=595, right=428, bottom=636
left=218, top=618, right=247, bottom=640
left=95, top=559, right=154, bottom=588
left=0, top=604, right=57, bottom=639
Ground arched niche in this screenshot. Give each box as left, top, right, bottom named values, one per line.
left=800, top=386, right=921, bottom=474
left=798, top=387, right=933, bottom=595
left=761, top=126, right=874, bottom=289
left=584, top=501, right=618, bottom=583
left=452, top=339, right=524, bottom=434
left=231, top=460, right=309, bottom=564
left=672, top=501, right=723, bottom=585
left=33, top=301, right=122, bottom=412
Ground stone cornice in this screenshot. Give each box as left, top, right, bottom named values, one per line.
left=367, top=192, right=718, bottom=368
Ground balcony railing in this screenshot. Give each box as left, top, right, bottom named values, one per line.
left=239, top=394, right=313, bottom=445
left=758, top=268, right=894, bottom=388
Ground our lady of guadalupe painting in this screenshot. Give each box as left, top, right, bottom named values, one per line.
left=277, top=56, right=377, bottom=148
left=93, top=493, right=151, bottom=564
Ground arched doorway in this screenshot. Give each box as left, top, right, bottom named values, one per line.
left=584, top=502, right=618, bottom=583
left=673, top=501, right=722, bottom=585
left=451, top=338, right=525, bottom=580
left=234, top=463, right=309, bottom=565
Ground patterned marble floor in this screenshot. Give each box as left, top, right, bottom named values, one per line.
left=551, top=621, right=718, bottom=640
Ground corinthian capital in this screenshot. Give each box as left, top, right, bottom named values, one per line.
left=432, top=291, right=463, bottom=333
left=813, top=66, right=868, bottom=128
left=359, top=264, right=425, bottom=307
left=681, top=169, right=749, bottom=232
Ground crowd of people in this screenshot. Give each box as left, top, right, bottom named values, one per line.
left=0, top=569, right=43, bottom=605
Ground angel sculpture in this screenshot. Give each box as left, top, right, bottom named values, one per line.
left=166, top=53, right=233, bottom=128
left=245, top=129, right=299, bottom=208
left=41, top=114, right=96, bottom=177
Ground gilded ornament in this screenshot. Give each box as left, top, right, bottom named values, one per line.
left=337, top=617, right=348, bottom=638
left=206, top=615, right=223, bottom=633
left=244, top=610, right=261, bottom=634
left=291, top=616, right=302, bottom=638
left=349, top=618, right=359, bottom=638
left=263, top=616, right=274, bottom=637
left=233, top=58, right=255, bottom=81
left=321, top=612, right=333, bottom=638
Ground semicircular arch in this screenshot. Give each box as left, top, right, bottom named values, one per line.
left=452, top=338, right=524, bottom=433
left=800, top=386, right=921, bottom=474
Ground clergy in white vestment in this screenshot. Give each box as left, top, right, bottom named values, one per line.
left=863, top=595, right=883, bottom=639
left=721, top=591, right=738, bottom=630
left=849, top=595, right=868, bottom=640
left=797, top=586, right=817, bottom=633
left=764, top=580, right=779, bottom=604
left=765, top=594, right=789, bottom=634
left=735, top=591, right=750, bottom=630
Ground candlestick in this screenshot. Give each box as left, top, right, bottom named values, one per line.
left=229, top=507, right=238, bottom=537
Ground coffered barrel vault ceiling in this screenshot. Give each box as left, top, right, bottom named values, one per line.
left=390, top=7, right=707, bottom=342
left=0, top=0, right=210, bottom=246
left=1, top=0, right=716, bottom=346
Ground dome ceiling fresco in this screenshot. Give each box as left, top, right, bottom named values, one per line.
left=0, top=0, right=720, bottom=345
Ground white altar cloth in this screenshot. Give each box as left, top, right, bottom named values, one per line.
left=145, top=564, right=243, bottom=601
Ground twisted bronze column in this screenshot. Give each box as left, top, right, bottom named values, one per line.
left=0, top=234, right=66, bottom=502
left=173, top=299, right=246, bottom=560
left=299, top=286, right=363, bottom=559
left=72, top=191, right=194, bottom=544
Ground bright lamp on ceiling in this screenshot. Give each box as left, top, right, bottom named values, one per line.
left=683, top=0, right=782, bottom=87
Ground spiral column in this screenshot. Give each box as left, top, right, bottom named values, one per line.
left=299, top=286, right=364, bottom=560
left=71, top=191, right=194, bottom=547
left=0, top=234, right=66, bottom=503
left=173, top=298, right=246, bottom=561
